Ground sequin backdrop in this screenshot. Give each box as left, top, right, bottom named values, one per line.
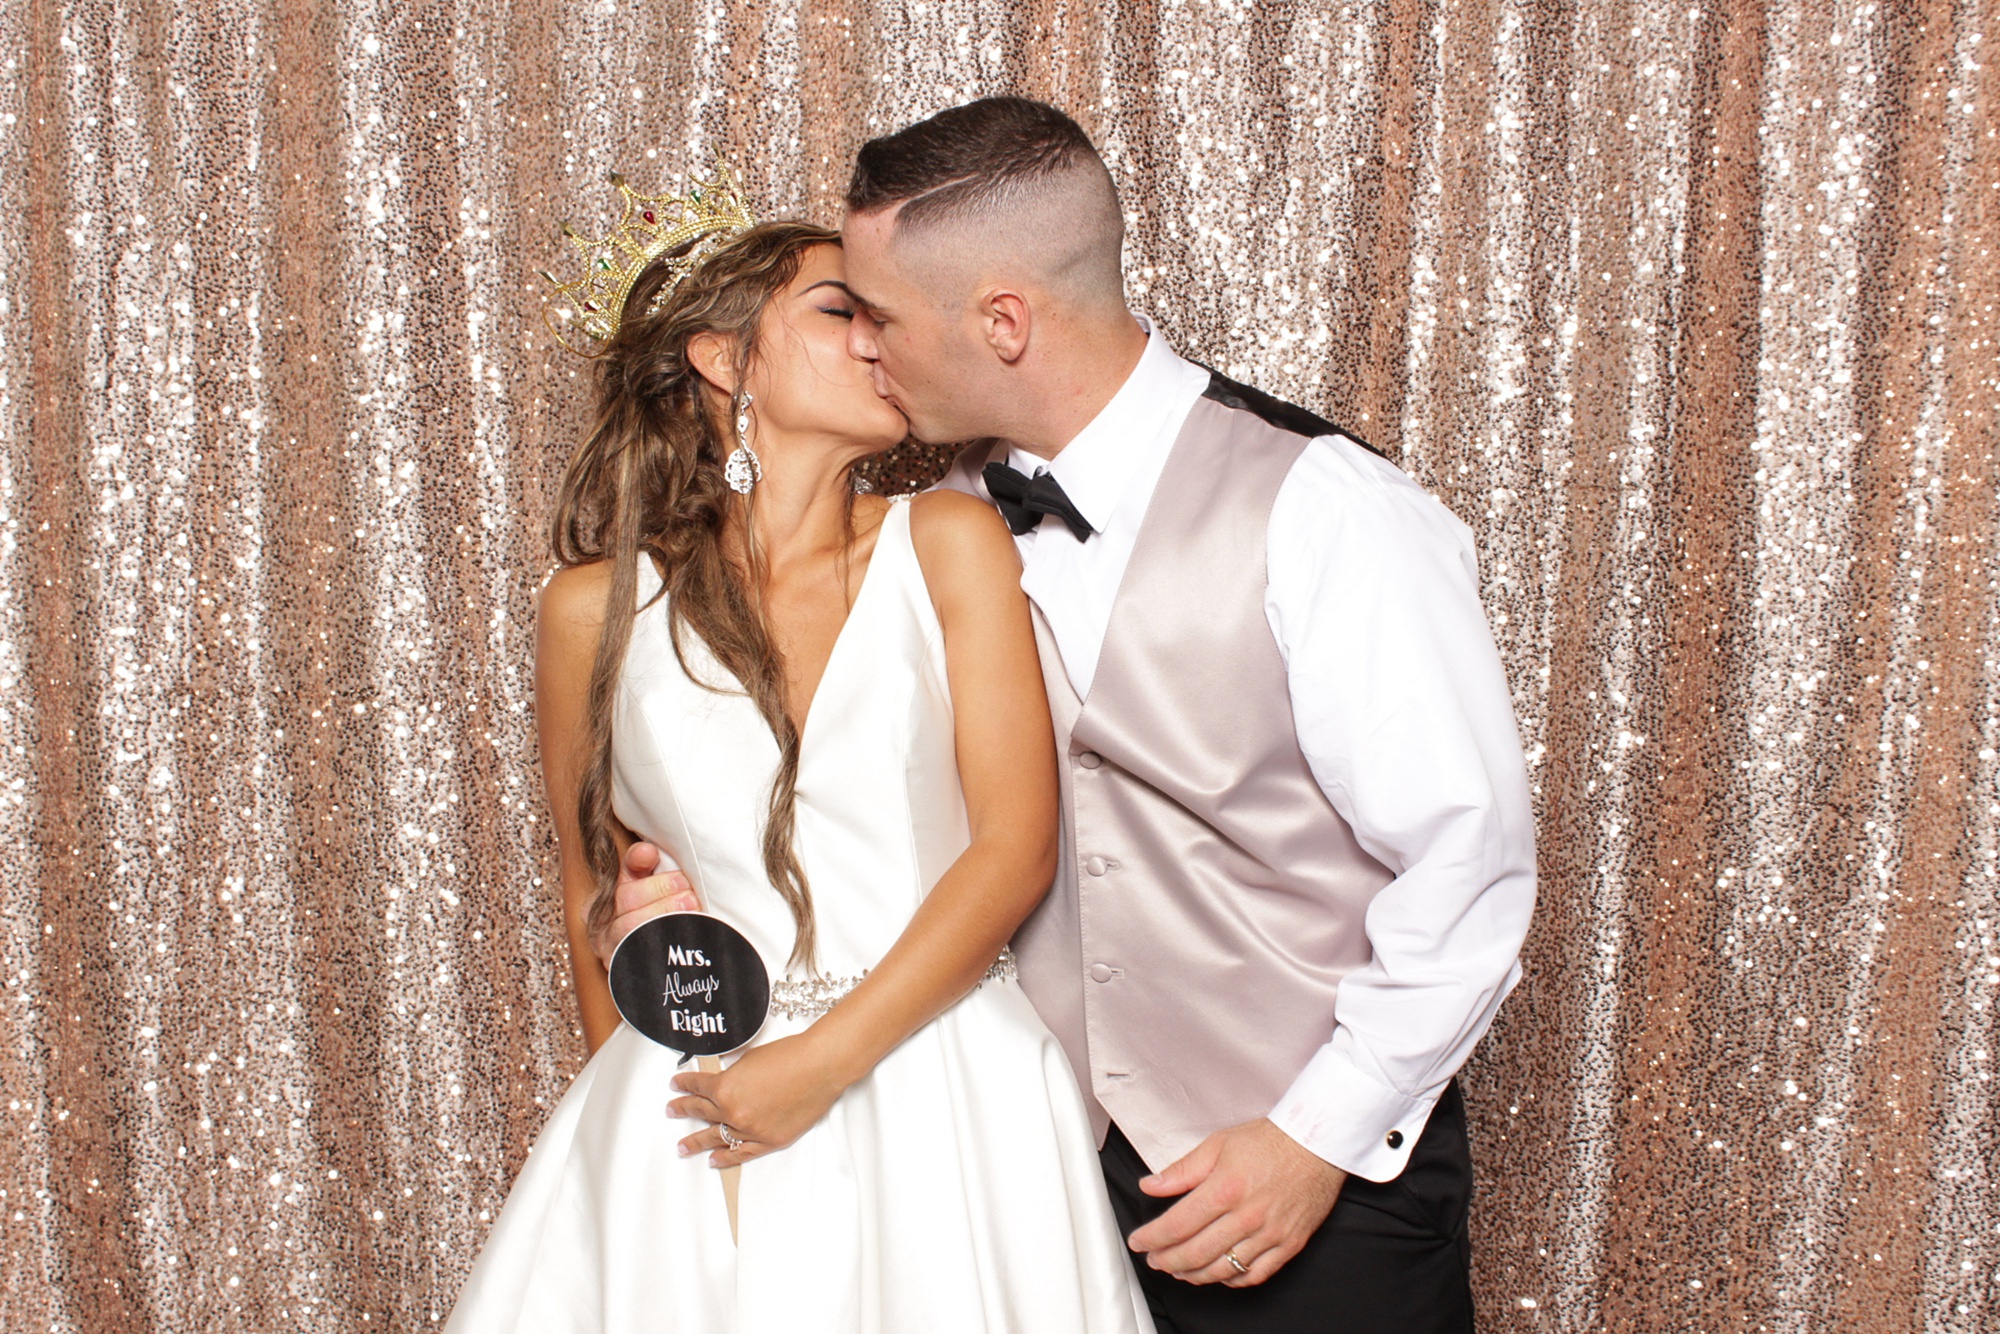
left=2, top=0, right=1995, bottom=1328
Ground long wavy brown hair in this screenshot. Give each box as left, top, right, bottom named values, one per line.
left=550, top=220, right=844, bottom=972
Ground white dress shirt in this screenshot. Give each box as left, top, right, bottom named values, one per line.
left=995, top=317, right=1537, bottom=1183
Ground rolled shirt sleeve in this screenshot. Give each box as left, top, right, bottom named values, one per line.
left=1262, top=436, right=1537, bottom=1183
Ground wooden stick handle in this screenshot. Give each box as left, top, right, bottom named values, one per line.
left=695, top=1054, right=740, bottom=1244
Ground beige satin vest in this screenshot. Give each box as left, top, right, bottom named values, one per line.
left=944, top=377, right=1395, bottom=1172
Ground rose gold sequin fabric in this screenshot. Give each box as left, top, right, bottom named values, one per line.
left=2, top=2, right=1995, bottom=1330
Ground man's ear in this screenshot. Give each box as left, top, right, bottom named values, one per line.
left=979, top=289, right=1032, bottom=365
left=686, top=330, right=740, bottom=397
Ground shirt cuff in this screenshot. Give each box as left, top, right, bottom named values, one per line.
left=1267, top=1038, right=1446, bottom=1183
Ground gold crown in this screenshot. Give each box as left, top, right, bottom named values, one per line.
left=540, top=160, right=758, bottom=353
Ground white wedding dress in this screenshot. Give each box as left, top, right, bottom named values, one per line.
left=446, top=497, right=1153, bottom=1334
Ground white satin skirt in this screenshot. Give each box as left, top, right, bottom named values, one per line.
left=444, top=978, right=1154, bottom=1334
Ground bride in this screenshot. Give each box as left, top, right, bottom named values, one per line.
left=444, top=187, right=1153, bottom=1333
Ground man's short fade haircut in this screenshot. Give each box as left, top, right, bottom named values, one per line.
left=846, top=96, right=1111, bottom=227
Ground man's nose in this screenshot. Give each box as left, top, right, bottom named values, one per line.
left=846, top=310, right=879, bottom=363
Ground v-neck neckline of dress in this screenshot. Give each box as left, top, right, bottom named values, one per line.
left=786, top=498, right=903, bottom=764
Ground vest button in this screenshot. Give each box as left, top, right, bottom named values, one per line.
left=1076, top=750, right=1102, bottom=769
left=1385, top=1129, right=1405, bottom=1150
left=1084, top=856, right=1109, bottom=877
left=1089, top=963, right=1115, bottom=983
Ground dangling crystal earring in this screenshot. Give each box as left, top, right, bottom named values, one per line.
left=725, top=391, right=761, bottom=495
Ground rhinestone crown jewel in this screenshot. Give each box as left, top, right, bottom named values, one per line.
left=539, top=159, right=757, bottom=354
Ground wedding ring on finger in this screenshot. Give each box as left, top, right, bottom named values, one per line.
left=1224, top=1248, right=1249, bottom=1277
left=718, top=1124, right=743, bottom=1152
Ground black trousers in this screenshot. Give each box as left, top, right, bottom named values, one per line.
left=1098, top=1081, right=1475, bottom=1334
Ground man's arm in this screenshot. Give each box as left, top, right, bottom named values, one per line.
left=1127, top=435, right=1536, bottom=1286
left=1264, top=436, right=1537, bottom=1181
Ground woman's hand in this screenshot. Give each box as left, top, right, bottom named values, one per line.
left=668, top=1031, right=853, bottom=1167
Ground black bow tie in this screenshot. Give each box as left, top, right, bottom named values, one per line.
left=983, top=461, right=1094, bottom=541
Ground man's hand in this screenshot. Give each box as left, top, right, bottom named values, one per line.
left=588, top=842, right=699, bottom=967
left=1126, top=1117, right=1348, bottom=1287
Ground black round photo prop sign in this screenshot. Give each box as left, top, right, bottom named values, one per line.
left=607, top=913, right=770, bottom=1059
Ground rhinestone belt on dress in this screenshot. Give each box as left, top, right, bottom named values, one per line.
left=768, top=947, right=1017, bottom=1022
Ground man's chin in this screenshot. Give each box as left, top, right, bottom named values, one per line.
left=897, top=416, right=971, bottom=448
left=872, top=395, right=975, bottom=449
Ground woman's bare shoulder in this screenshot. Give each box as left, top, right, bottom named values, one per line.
left=907, top=488, right=1016, bottom=570
left=907, top=488, right=1025, bottom=635
left=541, top=557, right=618, bottom=611
left=537, top=559, right=618, bottom=658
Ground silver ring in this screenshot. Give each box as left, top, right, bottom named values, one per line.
left=1224, top=1248, right=1249, bottom=1276
left=718, top=1124, right=742, bottom=1151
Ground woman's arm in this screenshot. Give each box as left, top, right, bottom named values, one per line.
left=670, top=490, right=1057, bottom=1162
left=535, top=560, right=630, bottom=1055
left=813, top=489, right=1059, bottom=1062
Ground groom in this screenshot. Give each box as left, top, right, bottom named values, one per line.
left=603, top=98, right=1535, bottom=1333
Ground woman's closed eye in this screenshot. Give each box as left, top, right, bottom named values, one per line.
left=816, top=303, right=855, bottom=320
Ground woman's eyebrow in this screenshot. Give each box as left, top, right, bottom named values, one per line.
left=818, top=278, right=887, bottom=316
